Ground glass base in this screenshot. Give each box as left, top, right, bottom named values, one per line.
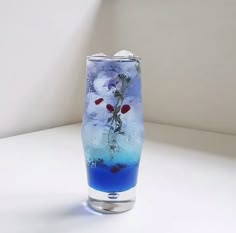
left=87, top=187, right=136, bottom=214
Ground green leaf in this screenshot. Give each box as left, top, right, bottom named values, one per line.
left=126, top=77, right=131, bottom=83
left=114, top=127, right=121, bottom=133
left=114, top=90, right=121, bottom=97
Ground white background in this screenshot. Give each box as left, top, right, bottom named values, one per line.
left=0, top=0, right=111, bottom=138
left=112, top=0, right=236, bottom=134
left=0, top=0, right=236, bottom=138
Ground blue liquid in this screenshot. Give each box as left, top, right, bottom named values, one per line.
left=87, top=162, right=139, bottom=192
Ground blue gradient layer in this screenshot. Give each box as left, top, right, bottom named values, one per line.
left=87, top=163, right=139, bottom=192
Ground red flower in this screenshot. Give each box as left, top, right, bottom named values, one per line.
left=95, top=98, right=103, bottom=105
left=106, top=104, right=114, bottom=112
left=121, top=105, right=131, bottom=114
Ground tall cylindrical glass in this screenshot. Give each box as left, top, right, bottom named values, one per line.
left=82, top=55, right=144, bottom=213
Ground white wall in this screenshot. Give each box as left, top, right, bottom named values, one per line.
left=112, top=0, right=236, bottom=135
left=1, top=0, right=236, bottom=138
left=0, top=0, right=114, bottom=138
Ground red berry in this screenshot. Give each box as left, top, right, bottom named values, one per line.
left=95, top=98, right=103, bottom=105
left=121, top=105, right=131, bottom=114
left=106, top=104, right=114, bottom=112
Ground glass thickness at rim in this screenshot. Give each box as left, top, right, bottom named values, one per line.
left=87, top=55, right=141, bottom=62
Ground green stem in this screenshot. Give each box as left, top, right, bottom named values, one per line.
left=107, top=74, right=130, bottom=155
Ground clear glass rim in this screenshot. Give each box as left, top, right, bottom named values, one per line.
left=87, top=55, right=141, bottom=62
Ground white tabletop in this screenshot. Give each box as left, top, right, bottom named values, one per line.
left=0, top=123, right=235, bottom=233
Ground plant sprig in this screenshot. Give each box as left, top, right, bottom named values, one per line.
left=108, top=74, right=131, bottom=154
